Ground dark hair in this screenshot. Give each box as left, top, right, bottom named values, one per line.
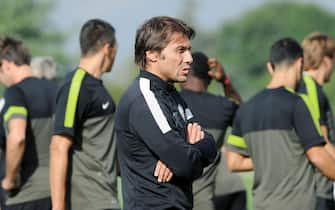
left=80, top=19, right=116, bottom=56
left=190, top=52, right=212, bottom=85
left=0, top=37, right=31, bottom=66
left=270, top=38, right=303, bottom=69
left=135, top=16, right=195, bottom=69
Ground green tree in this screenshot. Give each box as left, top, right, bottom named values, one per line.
left=194, top=2, right=335, bottom=102
left=0, top=0, right=71, bottom=82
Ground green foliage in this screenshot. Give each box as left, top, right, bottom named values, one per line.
left=0, top=0, right=69, bottom=61
left=0, top=0, right=71, bottom=94
left=194, top=2, right=335, bottom=102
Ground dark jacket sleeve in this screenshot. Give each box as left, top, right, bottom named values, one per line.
left=129, top=97, right=217, bottom=180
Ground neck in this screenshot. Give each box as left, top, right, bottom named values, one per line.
left=267, top=68, right=296, bottom=90
left=304, top=70, right=324, bottom=86
left=11, top=65, right=33, bottom=86
left=145, top=65, right=168, bottom=81
left=181, top=76, right=207, bottom=92
left=79, top=55, right=104, bottom=79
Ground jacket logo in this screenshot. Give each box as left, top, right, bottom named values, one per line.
left=102, top=101, right=110, bottom=110
left=178, top=104, right=186, bottom=121
left=185, top=108, right=193, bottom=120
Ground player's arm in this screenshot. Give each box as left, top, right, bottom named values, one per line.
left=323, top=141, right=335, bottom=160
left=306, top=145, right=335, bottom=180
left=319, top=124, right=335, bottom=159
left=50, top=135, right=72, bottom=210
left=315, top=90, right=335, bottom=159
left=224, top=107, right=253, bottom=171
left=225, top=150, right=253, bottom=172
left=50, top=75, right=87, bottom=210
left=225, top=134, right=253, bottom=172
left=320, top=125, right=330, bottom=143
left=318, top=88, right=331, bottom=144
left=129, top=97, right=217, bottom=180
left=154, top=122, right=205, bottom=182
left=2, top=118, right=26, bottom=191
left=295, top=96, right=335, bottom=180
left=208, top=58, right=242, bottom=104
left=1, top=88, right=28, bottom=192
left=319, top=125, right=335, bottom=160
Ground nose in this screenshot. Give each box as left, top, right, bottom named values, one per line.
left=185, top=50, right=193, bottom=64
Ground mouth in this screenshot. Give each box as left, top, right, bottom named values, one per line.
left=181, top=67, right=190, bottom=75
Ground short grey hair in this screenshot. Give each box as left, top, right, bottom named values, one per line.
left=31, top=56, right=56, bottom=80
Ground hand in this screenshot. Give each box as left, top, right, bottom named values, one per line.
left=1, top=176, right=18, bottom=192
left=208, top=58, right=225, bottom=81
left=154, top=160, right=173, bottom=183
left=187, top=123, right=204, bottom=144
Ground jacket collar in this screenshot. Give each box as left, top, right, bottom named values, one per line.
left=139, top=70, right=175, bottom=91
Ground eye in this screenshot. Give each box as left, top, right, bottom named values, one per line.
left=178, top=48, right=186, bottom=53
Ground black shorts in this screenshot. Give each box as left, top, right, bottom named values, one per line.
left=5, top=197, right=51, bottom=210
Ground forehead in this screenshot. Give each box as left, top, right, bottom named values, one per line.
left=165, top=33, right=191, bottom=48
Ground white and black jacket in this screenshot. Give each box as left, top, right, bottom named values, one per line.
left=115, top=70, right=217, bottom=210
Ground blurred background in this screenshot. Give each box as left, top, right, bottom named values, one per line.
left=3, top=0, right=335, bottom=102
left=2, top=0, right=335, bottom=209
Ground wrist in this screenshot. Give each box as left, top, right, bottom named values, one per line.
left=52, top=202, right=65, bottom=210
left=3, top=176, right=15, bottom=183
left=221, top=74, right=231, bottom=86
left=2, top=177, right=15, bottom=190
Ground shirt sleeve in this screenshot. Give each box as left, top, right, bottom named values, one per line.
left=294, top=95, right=325, bottom=151
left=225, top=108, right=249, bottom=156
left=2, top=87, right=28, bottom=133
left=53, top=81, right=89, bottom=139
left=129, top=97, right=217, bottom=180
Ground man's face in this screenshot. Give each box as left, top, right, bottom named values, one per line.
left=155, top=33, right=193, bottom=83
left=103, top=42, right=118, bottom=73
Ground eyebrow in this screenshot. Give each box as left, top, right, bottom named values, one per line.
left=177, top=45, right=192, bottom=50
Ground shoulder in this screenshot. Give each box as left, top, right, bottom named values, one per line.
left=58, top=69, right=90, bottom=96
left=4, top=85, right=24, bottom=101
left=60, top=68, right=88, bottom=87
left=215, top=94, right=239, bottom=108
left=117, top=78, right=143, bottom=112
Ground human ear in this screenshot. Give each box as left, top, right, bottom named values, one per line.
left=145, top=50, right=159, bottom=63
left=266, top=62, right=274, bottom=75
left=323, top=56, right=333, bottom=70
